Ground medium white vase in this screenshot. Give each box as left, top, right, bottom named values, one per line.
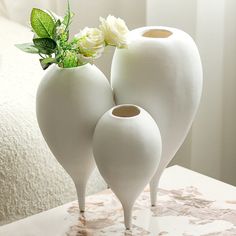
left=111, top=26, right=203, bottom=206
left=93, top=104, right=162, bottom=229
left=36, top=64, right=115, bottom=211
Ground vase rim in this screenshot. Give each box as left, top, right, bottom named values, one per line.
left=53, top=62, right=92, bottom=71
left=143, top=29, right=173, bottom=38
left=129, top=26, right=186, bottom=41
left=110, top=104, right=141, bottom=119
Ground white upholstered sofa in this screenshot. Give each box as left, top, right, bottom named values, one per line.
left=0, top=16, right=106, bottom=226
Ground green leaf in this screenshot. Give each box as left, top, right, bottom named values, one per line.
left=31, top=8, right=55, bottom=38
left=63, top=12, right=74, bottom=28
left=40, top=57, right=56, bottom=70
left=62, top=1, right=74, bottom=31
left=33, top=38, right=56, bottom=54
left=52, top=19, right=61, bottom=39
left=15, top=43, right=39, bottom=53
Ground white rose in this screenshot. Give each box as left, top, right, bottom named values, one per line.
left=99, top=15, right=129, bottom=48
left=75, top=27, right=105, bottom=60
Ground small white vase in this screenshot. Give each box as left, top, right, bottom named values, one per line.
left=93, top=104, right=162, bottom=229
left=36, top=64, right=115, bottom=211
left=111, top=26, right=203, bottom=206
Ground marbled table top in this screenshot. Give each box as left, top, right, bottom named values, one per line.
left=0, top=166, right=235, bottom=236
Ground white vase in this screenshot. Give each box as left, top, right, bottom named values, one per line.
left=36, top=64, right=115, bottom=211
left=111, top=26, right=203, bottom=206
left=93, top=104, right=162, bottom=229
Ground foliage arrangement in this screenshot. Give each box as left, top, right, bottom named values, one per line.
left=16, top=3, right=129, bottom=69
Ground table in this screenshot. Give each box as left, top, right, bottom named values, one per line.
left=0, top=165, right=235, bottom=236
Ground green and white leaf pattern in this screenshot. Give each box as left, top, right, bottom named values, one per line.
left=33, top=38, right=56, bottom=54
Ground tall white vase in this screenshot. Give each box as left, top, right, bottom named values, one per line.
left=111, top=26, right=203, bottom=206
left=36, top=64, right=115, bottom=212
left=93, top=104, right=162, bottom=229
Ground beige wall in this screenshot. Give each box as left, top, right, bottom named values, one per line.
left=221, top=0, right=236, bottom=185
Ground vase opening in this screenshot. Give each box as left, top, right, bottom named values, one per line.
left=112, top=105, right=140, bottom=118
left=143, top=29, right=172, bottom=38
